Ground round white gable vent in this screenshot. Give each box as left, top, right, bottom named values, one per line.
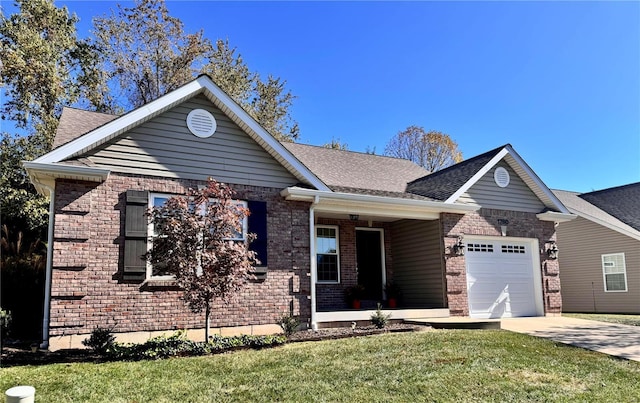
left=494, top=166, right=510, bottom=188
left=186, top=109, right=217, bottom=138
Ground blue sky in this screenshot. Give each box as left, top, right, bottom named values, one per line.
left=4, top=1, right=640, bottom=193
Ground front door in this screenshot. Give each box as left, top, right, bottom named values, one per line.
left=356, top=229, right=385, bottom=300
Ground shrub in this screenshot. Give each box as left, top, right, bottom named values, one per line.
left=370, top=303, right=391, bottom=329
left=82, top=326, right=116, bottom=355
left=277, top=313, right=300, bottom=336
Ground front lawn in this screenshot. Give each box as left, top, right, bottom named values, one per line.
left=2, top=330, right=639, bottom=402
left=564, top=313, right=640, bottom=327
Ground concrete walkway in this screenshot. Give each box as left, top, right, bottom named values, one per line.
left=501, top=316, right=640, bottom=362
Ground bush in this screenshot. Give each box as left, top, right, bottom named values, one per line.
left=277, top=313, right=300, bottom=336
left=370, top=303, right=391, bottom=329
left=82, top=326, right=116, bottom=355
left=106, top=331, right=287, bottom=361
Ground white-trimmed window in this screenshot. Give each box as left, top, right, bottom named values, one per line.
left=316, top=225, right=340, bottom=283
left=602, top=253, right=627, bottom=292
left=148, top=193, right=248, bottom=278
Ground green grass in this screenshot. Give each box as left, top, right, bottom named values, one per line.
left=2, top=330, right=640, bottom=402
left=564, top=313, right=640, bottom=327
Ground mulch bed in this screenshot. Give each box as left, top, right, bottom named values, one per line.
left=1, top=323, right=430, bottom=367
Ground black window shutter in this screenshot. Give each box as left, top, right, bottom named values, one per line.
left=247, top=200, right=268, bottom=267
left=123, top=190, right=149, bottom=281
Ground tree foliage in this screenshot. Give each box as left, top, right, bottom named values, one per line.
left=322, top=137, right=349, bottom=150
left=93, top=0, right=299, bottom=141
left=92, top=0, right=211, bottom=112
left=0, top=0, right=101, bottom=147
left=147, top=179, right=257, bottom=340
left=384, top=126, right=463, bottom=172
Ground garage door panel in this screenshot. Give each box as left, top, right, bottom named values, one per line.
left=465, top=238, right=541, bottom=318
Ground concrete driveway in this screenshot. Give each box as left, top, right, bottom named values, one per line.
left=501, top=316, right=640, bottom=362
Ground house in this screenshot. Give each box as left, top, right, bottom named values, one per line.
left=553, top=183, right=640, bottom=313
left=25, top=75, right=575, bottom=350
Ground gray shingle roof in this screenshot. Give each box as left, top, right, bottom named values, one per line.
left=282, top=143, right=429, bottom=194
left=406, top=145, right=506, bottom=201
left=53, top=107, right=119, bottom=149
left=553, top=188, right=640, bottom=236
left=579, top=183, right=640, bottom=232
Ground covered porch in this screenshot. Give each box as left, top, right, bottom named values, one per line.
left=281, top=187, right=480, bottom=329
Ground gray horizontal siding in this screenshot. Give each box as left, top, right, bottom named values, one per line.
left=391, top=219, right=446, bottom=308
left=557, top=217, right=640, bottom=313
left=82, top=95, right=298, bottom=188
left=458, top=164, right=545, bottom=212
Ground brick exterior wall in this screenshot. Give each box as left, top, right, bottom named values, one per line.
left=315, top=218, right=393, bottom=311
left=441, top=208, right=561, bottom=316
left=49, top=173, right=312, bottom=337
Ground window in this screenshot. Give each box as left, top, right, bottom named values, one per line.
left=602, top=253, right=627, bottom=292
left=467, top=243, right=494, bottom=253
left=148, top=193, right=248, bottom=278
left=502, top=245, right=525, bottom=254
left=316, top=225, right=340, bottom=283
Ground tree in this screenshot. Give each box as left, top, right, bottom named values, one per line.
left=0, top=0, right=102, bottom=147
left=147, top=179, right=258, bottom=341
left=92, top=0, right=212, bottom=111
left=94, top=0, right=299, bottom=141
left=322, top=137, right=348, bottom=150
left=384, top=126, right=463, bottom=172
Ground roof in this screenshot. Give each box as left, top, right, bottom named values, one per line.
left=406, top=145, right=504, bottom=200
left=53, top=107, right=118, bottom=149
left=282, top=143, right=429, bottom=196
left=553, top=184, right=640, bottom=240
left=579, top=183, right=640, bottom=232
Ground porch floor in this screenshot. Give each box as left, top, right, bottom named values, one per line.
left=405, top=317, right=501, bottom=330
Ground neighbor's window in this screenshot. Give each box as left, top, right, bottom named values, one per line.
left=316, top=225, right=340, bottom=283
left=148, top=193, right=248, bottom=278
left=602, top=253, right=627, bottom=292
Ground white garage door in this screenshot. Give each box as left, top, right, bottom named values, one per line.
left=465, top=238, right=542, bottom=319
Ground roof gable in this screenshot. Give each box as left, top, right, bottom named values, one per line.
left=33, top=75, right=329, bottom=191
left=407, top=144, right=569, bottom=214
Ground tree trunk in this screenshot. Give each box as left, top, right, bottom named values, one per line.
left=205, top=300, right=210, bottom=342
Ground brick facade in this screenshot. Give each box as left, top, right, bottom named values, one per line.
left=441, top=208, right=561, bottom=316
left=50, top=173, right=311, bottom=337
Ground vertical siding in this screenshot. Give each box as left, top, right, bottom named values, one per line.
left=390, top=219, right=446, bottom=308
left=458, top=163, right=545, bottom=212
left=83, top=94, right=299, bottom=188
left=557, top=217, right=640, bottom=313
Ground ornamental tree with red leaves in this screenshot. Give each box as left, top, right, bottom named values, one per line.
left=147, top=179, right=258, bottom=341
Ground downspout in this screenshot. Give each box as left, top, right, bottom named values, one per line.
left=40, top=184, right=55, bottom=350
left=309, top=195, right=319, bottom=330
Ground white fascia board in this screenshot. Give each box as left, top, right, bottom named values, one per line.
left=536, top=211, right=577, bottom=223
left=503, top=145, right=572, bottom=214
left=281, top=187, right=480, bottom=219
left=34, top=80, right=205, bottom=164
left=444, top=148, right=510, bottom=203
left=197, top=77, right=330, bottom=191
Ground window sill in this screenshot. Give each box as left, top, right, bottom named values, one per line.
left=141, top=278, right=178, bottom=289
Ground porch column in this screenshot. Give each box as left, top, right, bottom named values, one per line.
left=309, top=196, right=318, bottom=330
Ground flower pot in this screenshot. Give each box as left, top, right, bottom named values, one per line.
left=388, top=298, right=397, bottom=308
left=352, top=300, right=361, bottom=310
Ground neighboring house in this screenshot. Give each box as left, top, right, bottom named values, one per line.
left=553, top=184, right=640, bottom=314
left=25, top=75, right=575, bottom=350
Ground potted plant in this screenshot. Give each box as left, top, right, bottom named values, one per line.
left=345, top=284, right=365, bottom=309
left=385, top=281, right=401, bottom=308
